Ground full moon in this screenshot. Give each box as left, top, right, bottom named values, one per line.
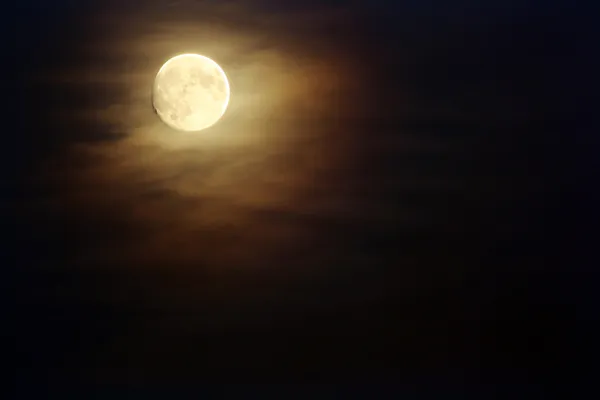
left=152, top=54, right=230, bottom=132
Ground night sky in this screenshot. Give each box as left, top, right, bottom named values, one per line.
left=8, top=0, right=598, bottom=391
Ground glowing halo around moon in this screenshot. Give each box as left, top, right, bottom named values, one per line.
left=152, top=54, right=231, bottom=132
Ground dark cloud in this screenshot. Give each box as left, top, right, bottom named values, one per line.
left=10, top=0, right=595, bottom=385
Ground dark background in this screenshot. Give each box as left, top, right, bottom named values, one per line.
left=6, top=0, right=598, bottom=391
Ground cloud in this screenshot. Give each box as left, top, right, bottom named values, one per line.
left=26, top=0, right=512, bottom=280
left=18, top=1, right=560, bottom=321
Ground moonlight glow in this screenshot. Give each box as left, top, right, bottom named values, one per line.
left=152, top=54, right=230, bottom=132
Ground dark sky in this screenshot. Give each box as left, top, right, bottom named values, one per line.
left=7, top=0, right=598, bottom=391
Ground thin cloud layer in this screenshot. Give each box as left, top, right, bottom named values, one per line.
left=22, top=0, right=531, bottom=278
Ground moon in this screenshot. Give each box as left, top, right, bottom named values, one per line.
left=152, top=54, right=230, bottom=132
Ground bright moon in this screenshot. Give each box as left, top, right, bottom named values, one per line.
left=152, top=54, right=230, bottom=132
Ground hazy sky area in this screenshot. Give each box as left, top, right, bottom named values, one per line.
left=7, top=0, right=598, bottom=392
